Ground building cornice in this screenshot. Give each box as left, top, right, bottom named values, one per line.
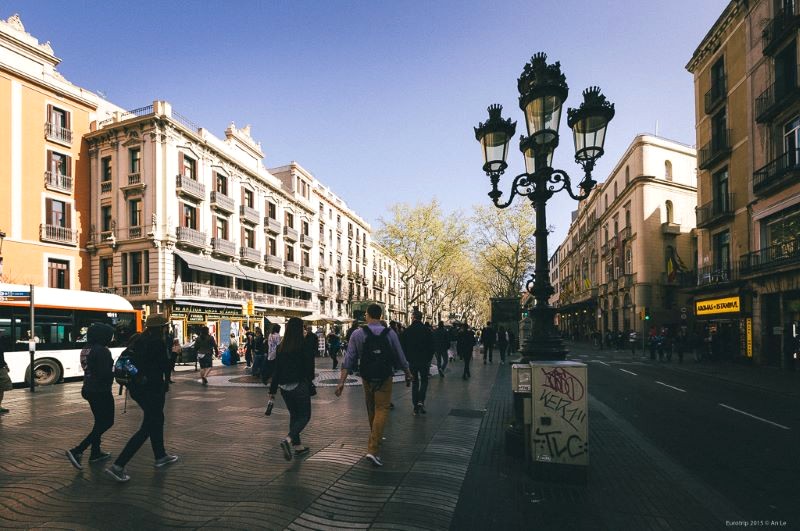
left=686, top=0, right=745, bottom=73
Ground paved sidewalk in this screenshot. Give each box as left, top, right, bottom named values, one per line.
left=0, top=353, right=760, bottom=530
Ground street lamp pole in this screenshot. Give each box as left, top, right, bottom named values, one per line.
left=474, top=53, right=614, bottom=362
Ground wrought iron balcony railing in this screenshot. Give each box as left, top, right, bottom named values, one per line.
left=740, top=240, right=800, bottom=274
left=44, top=171, right=72, bottom=193
left=755, top=66, right=800, bottom=123
left=45, top=122, right=72, bottom=145
left=40, top=224, right=77, bottom=245
left=704, top=75, right=727, bottom=115
left=762, top=2, right=800, bottom=56
left=696, top=193, right=735, bottom=228
left=698, top=129, right=731, bottom=170
left=753, top=148, right=800, bottom=196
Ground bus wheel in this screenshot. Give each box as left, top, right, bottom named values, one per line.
left=28, top=359, right=63, bottom=386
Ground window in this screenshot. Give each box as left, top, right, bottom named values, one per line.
left=46, top=199, right=69, bottom=228
left=613, top=182, right=618, bottom=199
left=99, top=256, right=113, bottom=288
left=665, top=160, right=673, bottom=181
left=783, top=116, right=800, bottom=164
left=101, top=206, right=112, bottom=232
left=48, top=259, right=70, bottom=289
left=243, top=227, right=255, bottom=248
left=48, top=105, right=69, bottom=130
left=243, top=189, right=254, bottom=208
left=775, top=41, right=797, bottom=103
left=604, top=195, right=608, bottom=210
left=48, top=150, right=70, bottom=177
left=123, top=251, right=149, bottom=285
left=285, top=211, right=294, bottom=228
left=268, top=237, right=277, bottom=256
left=181, top=154, right=196, bottom=180
left=713, top=167, right=730, bottom=210
left=286, top=244, right=295, bottom=262
left=215, top=217, right=228, bottom=240
left=101, top=157, right=112, bottom=182
left=129, top=199, right=142, bottom=227
left=711, top=107, right=727, bottom=149
left=665, top=200, right=674, bottom=224
left=129, top=148, right=140, bottom=174
left=182, top=203, right=197, bottom=229
left=302, top=220, right=309, bottom=236
left=625, top=209, right=631, bottom=228
left=625, top=166, right=630, bottom=186
left=762, top=204, right=800, bottom=250
left=625, top=248, right=632, bottom=274
left=216, top=173, right=228, bottom=195
left=713, top=230, right=730, bottom=269
left=711, top=57, right=725, bottom=96
left=302, top=251, right=310, bottom=267
left=267, top=201, right=277, bottom=219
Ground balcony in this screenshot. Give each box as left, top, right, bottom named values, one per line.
left=753, top=149, right=800, bottom=196
left=704, top=75, right=727, bottom=115
left=44, top=171, right=72, bottom=194
left=124, top=226, right=144, bottom=240
left=336, top=224, right=342, bottom=235
left=101, top=181, right=112, bottom=194
left=661, top=271, right=696, bottom=287
left=176, top=226, right=206, bottom=249
left=661, top=222, right=681, bottom=235
left=740, top=240, right=800, bottom=275
left=240, top=205, right=260, bottom=225
left=620, top=273, right=635, bottom=289
left=336, top=289, right=347, bottom=301
left=696, top=193, right=735, bottom=228
left=755, top=68, right=800, bottom=123
left=211, top=237, right=236, bottom=257
left=601, top=242, right=609, bottom=256
left=45, top=122, right=72, bottom=145
left=174, top=282, right=319, bottom=312
left=619, top=226, right=632, bottom=241
left=210, top=192, right=235, bottom=214
left=698, top=129, right=731, bottom=170
left=127, top=173, right=142, bottom=186
left=762, top=3, right=800, bottom=56
left=40, top=224, right=78, bottom=245
left=175, top=175, right=205, bottom=201
left=388, top=285, right=397, bottom=295
left=374, top=279, right=384, bottom=290
left=300, top=234, right=314, bottom=249
left=697, top=264, right=739, bottom=287
left=284, top=261, right=300, bottom=276
left=319, top=261, right=329, bottom=271
left=264, top=254, right=283, bottom=270
left=240, top=246, right=261, bottom=264
left=120, top=284, right=151, bottom=298
left=264, top=216, right=281, bottom=234
left=301, top=266, right=314, bottom=279
left=283, top=226, right=299, bottom=242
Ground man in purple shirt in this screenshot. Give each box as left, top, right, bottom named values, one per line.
left=335, top=303, right=411, bottom=467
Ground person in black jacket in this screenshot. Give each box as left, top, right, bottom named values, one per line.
left=481, top=322, right=496, bottom=364
left=269, top=317, right=316, bottom=461
left=106, top=314, right=178, bottom=482
left=457, top=324, right=476, bottom=380
left=433, top=321, right=450, bottom=378
left=65, top=323, right=116, bottom=469
left=401, top=310, right=435, bottom=415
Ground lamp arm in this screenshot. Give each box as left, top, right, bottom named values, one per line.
left=550, top=168, right=593, bottom=201
left=489, top=172, right=529, bottom=209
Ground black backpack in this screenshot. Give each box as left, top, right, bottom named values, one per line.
left=360, top=326, right=394, bottom=382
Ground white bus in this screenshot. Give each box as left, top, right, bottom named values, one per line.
left=0, top=284, right=142, bottom=386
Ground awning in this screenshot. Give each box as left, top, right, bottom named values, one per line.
left=236, top=264, right=286, bottom=286
left=282, top=277, right=318, bottom=293
left=265, top=315, right=286, bottom=325
left=174, top=250, right=242, bottom=278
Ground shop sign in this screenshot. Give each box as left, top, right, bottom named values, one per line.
left=188, top=313, right=205, bottom=322
left=696, top=296, right=740, bottom=316
left=746, top=318, right=752, bottom=358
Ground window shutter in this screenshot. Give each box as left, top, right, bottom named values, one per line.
left=179, top=152, right=184, bottom=176
left=46, top=104, right=53, bottom=124
left=47, top=150, right=54, bottom=174
left=46, top=198, right=53, bottom=224
left=144, top=250, right=149, bottom=281
left=64, top=110, right=71, bottom=130
left=65, top=203, right=72, bottom=228
left=212, top=216, right=217, bottom=236
left=66, top=155, right=72, bottom=177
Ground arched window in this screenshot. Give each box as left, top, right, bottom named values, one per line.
left=666, top=200, right=674, bottom=223
left=665, top=160, right=673, bottom=181
left=625, top=247, right=633, bottom=274
left=625, top=166, right=630, bottom=186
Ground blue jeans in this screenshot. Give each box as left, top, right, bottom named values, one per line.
left=435, top=349, right=449, bottom=374
left=410, top=364, right=430, bottom=406
left=280, top=381, right=311, bottom=445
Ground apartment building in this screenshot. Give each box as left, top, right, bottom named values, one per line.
left=0, top=15, right=119, bottom=288
left=371, top=244, right=406, bottom=323
left=557, top=135, right=697, bottom=340
left=688, top=0, right=800, bottom=367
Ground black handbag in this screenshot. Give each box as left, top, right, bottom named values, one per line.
left=309, top=381, right=317, bottom=396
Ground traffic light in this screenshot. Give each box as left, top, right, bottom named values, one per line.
left=644, top=307, right=651, bottom=321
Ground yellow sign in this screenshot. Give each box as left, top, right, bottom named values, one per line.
left=746, top=318, right=752, bottom=358
left=696, top=296, right=740, bottom=316
left=247, top=299, right=254, bottom=316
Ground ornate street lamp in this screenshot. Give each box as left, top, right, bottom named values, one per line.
left=474, top=53, right=614, bottom=362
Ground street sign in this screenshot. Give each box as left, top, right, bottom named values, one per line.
left=0, top=290, right=31, bottom=302
left=681, top=312, right=687, bottom=320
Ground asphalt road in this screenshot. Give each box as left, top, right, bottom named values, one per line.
left=579, top=349, right=800, bottom=525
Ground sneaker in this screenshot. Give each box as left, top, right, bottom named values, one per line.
left=65, top=449, right=83, bottom=470
left=105, top=464, right=130, bottom=483
left=417, top=403, right=426, bottom=415
left=89, top=452, right=112, bottom=463
left=280, top=438, right=293, bottom=461
left=154, top=454, right=179, bottom=468
left=201, top=377, right=208, bottom=385
left=412, top=404, right=419, bottom=416
left=389, top=402, right=395, bottom=410
left=293, top=446, right=310, bottom=457
left=365, top=453, right=383, bottom=467
left=0, top=407, right=9, bottom=413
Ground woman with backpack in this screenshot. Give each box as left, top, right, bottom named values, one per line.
left=268, top=317, right=316, bottom=461
left=262, top=324, right=281, bottom=384
left=65, top=323, right=116, bottom=470
left=194, top=326, right=218, bottom=385
left=105, top=314, right=178, bottom=482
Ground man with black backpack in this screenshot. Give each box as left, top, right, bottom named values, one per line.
left=335, top=304, right=411, bottom=467
left=401, top=310, right=434, bottom=415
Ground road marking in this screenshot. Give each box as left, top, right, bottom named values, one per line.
left=718, top=403, right=790, bottom=430
left=619, top=369, right=637, bottom=376
left=590, top=360, right=610, bottom=366
left=655, top=381, right=686, bottom=393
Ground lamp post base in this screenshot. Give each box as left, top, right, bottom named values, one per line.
left=517, top=306, right=568, bottom=363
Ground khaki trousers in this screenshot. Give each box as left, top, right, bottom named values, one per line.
left=362, top=377, right=393, bottom=455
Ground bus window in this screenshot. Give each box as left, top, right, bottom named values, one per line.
left=75, top=310, right=137, bottom=347
left=12, top=310, right=73, bottom=350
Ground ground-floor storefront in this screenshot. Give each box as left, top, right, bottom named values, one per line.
left=692, top=291, right=753, bottom=363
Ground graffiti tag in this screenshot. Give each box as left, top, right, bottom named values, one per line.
left=538, top=389, right=586, bottom=431
left=533, top=427, right=588, bottom=460
left=540, top=367, right=585, bottom=401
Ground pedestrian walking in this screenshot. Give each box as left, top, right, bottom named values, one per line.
left=0, top=332, right=12, bottom=414
left=169, top=338, right=181, bottom=381
left=327, top=329, right=341, bottom=369
left=507, top=329, right=517, bottom=354
left=243, top=326, right=254, bottom=368
left=497, top=326, right=509, bottom=364
left=252, top=326, right=266, bottom=377
left=648, top=326, right=658, bottom=360
left=457, top=324, right=475, bottom=379
left=335, top=304, right=411, bottom=467
left=194, top=326, right=218, bottom=385
left=66, top=323, right=116, bottom=469
left=262, top=324, right=281, bottom=384
left=268, top=317, right=316, bottom=460
left=105, top=315, right=178, bottom=482
left=481, top=321, right=496, bottom=364
left=434, top=321, right=450, bottom=377
left=401, top=310, right=435, bottom=416
left=628, top=330, right=637, bottom=358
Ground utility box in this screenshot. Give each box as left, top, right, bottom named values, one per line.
left=530, top=360, right=588, bottom=483
left=511, top=363, right=532, bottom=394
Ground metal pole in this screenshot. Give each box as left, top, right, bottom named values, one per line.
left=29, top=284, right=35, bottom=393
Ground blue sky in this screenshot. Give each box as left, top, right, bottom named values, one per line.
left=5, top=0, right=725, bottom=246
